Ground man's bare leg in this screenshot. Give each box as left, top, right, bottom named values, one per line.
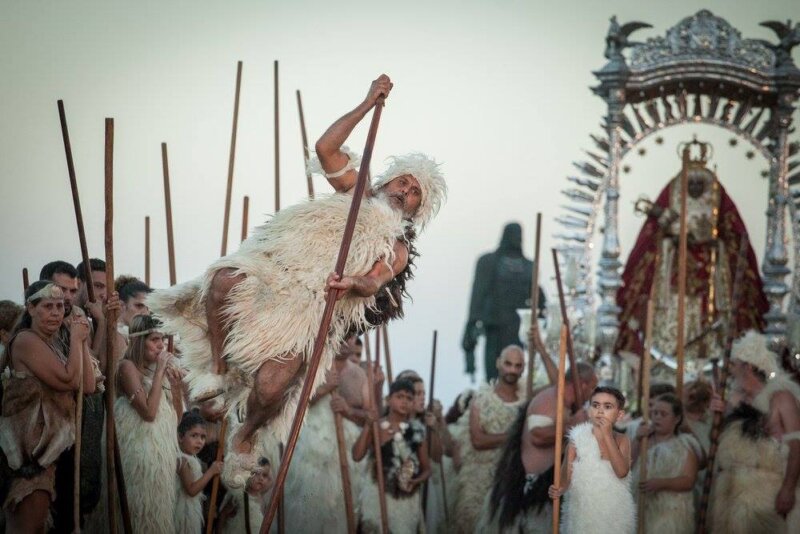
left=206, top=268, right=246, bottom=377
left=232, top=354, right=306, bottom=453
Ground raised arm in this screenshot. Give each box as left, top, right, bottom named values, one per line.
left=118, top=356, right=168, bottom=422
left=315, top=75, right=393, bottom=193
left=15, top=322, right=89, bottom=392
left=775, top=390, right=800, bottom=516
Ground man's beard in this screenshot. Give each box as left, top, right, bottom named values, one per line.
left=376, top=189, right=406, bottom=213
left=64, top=302, right=73, bottom=317
left=501, top=373, right=520, bottom=385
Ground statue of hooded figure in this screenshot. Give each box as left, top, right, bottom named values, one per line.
left=462, top=223, right=545, bottom=381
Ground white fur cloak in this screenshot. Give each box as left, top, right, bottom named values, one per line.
left=148, top=193, right=407, bottom=440
left=561, top=422, right=635, bottom=534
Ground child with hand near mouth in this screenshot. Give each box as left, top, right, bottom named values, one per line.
left=549, top=386, right=636, bottom=534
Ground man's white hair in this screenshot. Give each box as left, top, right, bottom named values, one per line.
left=308, top=148, right=446, bottom=231
left=372, top=152, right=447, bottom=230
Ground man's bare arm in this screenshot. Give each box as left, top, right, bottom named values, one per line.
left=469, top=402, right=507, bottom=450
left=327, top=239, right=409, bottom=300
left=775, top=391, right=800, bottom=515
left=315, top=75, right=393, bottom=192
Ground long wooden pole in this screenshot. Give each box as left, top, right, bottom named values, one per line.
left=274, top=60, right=280, bottom=213
left=161, top=143, right=177, bottom=286
left=103, top=118, right=117, bottom=534
left=260, top=97, right=387, bottom=533
left=551, top=249, right=584, bottom=408
left=22, top=268, right=29, bottom=292
left=365, top=329, right=390, bottom=534
left=296, top=90, right=314, bottom=199
left=332, top=393, right=357, bottom=534
left=205, top=419, right=228, bottom=534
left=144, top=216, right=151, bottom=286
left=382, top=325, right=393, bottom=386
left=636, top=299, right=655, bottom=534
left=527, top=213, right=543, bottom=400
left=697, top=234, right=749, bottom=533
left=57, top=100, right=91, bottom=532
left=221, top=60, right=243, bottom=257
left=676, top=146, right=690, bottom=399
left=241, top=195, right=250, bottom=242
left=277, top=444, right=285, bottom=534
left=552, top=325, right=568, bottom=534
left=423, top=330, right=438, bottom=515
left=58, top=100, right=95, bottom=305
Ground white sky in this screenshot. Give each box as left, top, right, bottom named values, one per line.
left=1, top=0, right=798, bottom=406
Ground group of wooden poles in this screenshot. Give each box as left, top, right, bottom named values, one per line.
left=37, top=61, right=740, bottom=534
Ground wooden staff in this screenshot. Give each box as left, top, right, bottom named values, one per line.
left=161, top=143, right=177, bottom=286
left=527, top=212, right=543, bottom=399
left=296, top=90, right=314, bottom=199
left=696, top=234, right=749, bottom=533
left=221, top=60, right=243, bottom=256
left=205, top=419, right=228, bottom=534
left=636, top=299, right=655, bottom=534
left=103, top=117, right=119, bottom=534
left=365, top=328, right=390, bottom=534
left=58, top=100, right=96, bottom=305
left=381, top=325, right=393, bottom=386
left=422, top=330, right=437, bottom=515
left=57, top=99, right=92, bottom=531
left=278, top=443, right=285, bottom=534
left=551, top=249, right=584, bottom=408
left=113, top=438, right=133, bottom=534
left=552, top=325, right=568, bottom=534
left=22, top=268, right=29, bottom=292
left=332, top=395, right=357, bottom=534
left=274, top=60, right=280, bottom=213
left=260, top=96, right=388, bottom=533
left=144, top=216, right=151, bottom=286
left=241, top=195, right=250, bottom=242
left=675, top=145, right=690, bottom=398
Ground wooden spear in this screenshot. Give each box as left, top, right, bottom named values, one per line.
left=696, top=234, right=749, bottom=533
left=274, top=60, right=280, bottom=213
left=57, top=99, right=92, bottom=531
left=221, top=60, right=243, bottom=257
left=205, top=419, right=227, bottom=534
left=296, top=90, right=314, bottom=199
left=103, top=118, right=117, bottom=534
left=552, top=325, right=568, bottom=534
left=422, top=330, right=437, bottom=515
left=22, top=268, right=29, bottom=292
left=161, top=143, right=177, bottom=287
left=636, top=299, right=655, bottom=534
left=527, top=212, right=543, bottom=399
left=260, top=96, right=388, bottom=533
left=364, top=328, right=390, bottom=534
left=241, top=195, right=250, bottom=242
left=332, top=393, right=357, bottom=534
left=144, top=216, right=151, bottom=286
left=676, top=145, right=690, bottom=399
left=551, top=249, right=584, bottom=409
left=381, top=325, right=394, bottom=386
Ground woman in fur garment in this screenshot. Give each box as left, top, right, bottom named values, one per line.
left=147, top=76, right=446, bottom=485
left=708, top=331, right=800, bottom=532
left=354, top=378, right=431, bottom=534
left=115, top=315, right=181, bottom=534
left=0, top=282, right=95, bottom=533
left=631, top=394, right=702, bottom=534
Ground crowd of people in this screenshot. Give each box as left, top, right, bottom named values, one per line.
left=2, top=73, right=799, bottom=534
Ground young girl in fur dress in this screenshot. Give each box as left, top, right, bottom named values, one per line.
left=175, top=410, right=223, bottom=534
left=116, top=315, right=181, bottom=533
left=549, top=386, right=636, bottom=534
left=631, top=394, right=702, bottom=534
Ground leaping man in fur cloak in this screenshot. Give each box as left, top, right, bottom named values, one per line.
left=148, top=74, right=446, bottom=486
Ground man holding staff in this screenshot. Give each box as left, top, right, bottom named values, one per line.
left=148, top=75, right=446, bottom=486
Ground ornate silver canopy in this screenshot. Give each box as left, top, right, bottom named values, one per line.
left=556, top=10, right=800, bottom=370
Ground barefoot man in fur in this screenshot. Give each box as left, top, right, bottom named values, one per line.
left=148, top=75, right=446, bottom=486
